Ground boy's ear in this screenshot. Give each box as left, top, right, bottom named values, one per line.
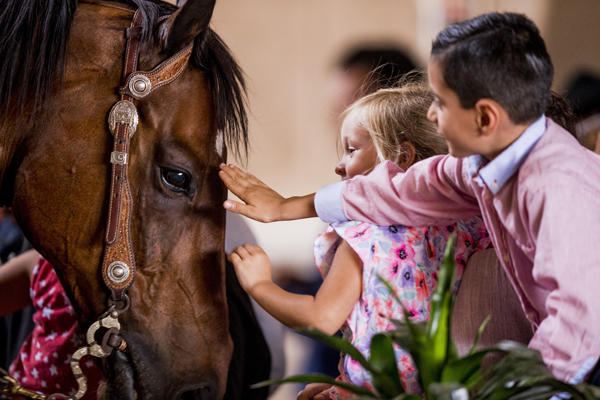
left=474, top=99, right=501, bottom=137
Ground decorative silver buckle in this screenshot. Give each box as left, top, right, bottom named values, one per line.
left=108, top=100, right=138, bottom=138
left=110, top=152, right=127, bottom=165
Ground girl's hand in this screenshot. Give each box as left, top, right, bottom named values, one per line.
left=228, top=244, right=272, bottom=295
left=219, top=164, right=317, bottom=222
left=297, top=383, right=333, bottom=400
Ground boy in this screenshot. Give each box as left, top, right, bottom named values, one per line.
left=219, top=12, right=600, bottom=385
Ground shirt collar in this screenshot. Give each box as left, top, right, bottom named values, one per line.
left=466, top=115, right=547, bottom=194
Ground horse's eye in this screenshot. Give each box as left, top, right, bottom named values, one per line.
left=161, top=168, right=190, bottom=193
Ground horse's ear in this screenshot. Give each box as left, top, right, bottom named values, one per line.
left=161, top=0, right=216, bottom=56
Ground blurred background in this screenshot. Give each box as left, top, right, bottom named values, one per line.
left=207, top=0, right=600, bottom=398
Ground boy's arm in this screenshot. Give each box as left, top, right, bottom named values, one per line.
left=220, top=156, right=480, bottom=226
left=229, top=241, right=361, bottom=335
left=337, top=156, right=481, bottom=226
left=528, top=186, right=600, bottom=383
left=0, top=249, right=38, bottom=316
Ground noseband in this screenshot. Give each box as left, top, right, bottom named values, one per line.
left=1, top=7, right=193, bottom=400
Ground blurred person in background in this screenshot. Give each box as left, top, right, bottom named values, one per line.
left=326, top=45, right=420, bottom=125
left=565, top=71, right=600, bottom=153
left=0, top=207, right=34, bottom=372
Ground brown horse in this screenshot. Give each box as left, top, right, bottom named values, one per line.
left=0, top=0, right=265, bottom=399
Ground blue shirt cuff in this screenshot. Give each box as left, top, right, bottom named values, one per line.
left=314, top=181, right=348, bottom=223
left=569, top=358, right=597, bottom=384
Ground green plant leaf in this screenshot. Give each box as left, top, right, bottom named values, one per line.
left=298, top=327, right=374, bottom=373
left=427, top=382, right=469, bottom=400
left=468, top=315, right=491, bottom=356
left=426, top=232, right=456, bottom=337
left=250, top=373, right=377, bottom=398
left=377, top=275, right=403, bottom=305
left=376, top=275, right=433, bottom=391
left=369, top=333, right=405, bottom=397
left=574, top=383, right=600, bottom=400
left=424, top=233, right=457, bottom=394
left=440, top=349, right=493, bottom=384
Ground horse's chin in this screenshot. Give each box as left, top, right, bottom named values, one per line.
left=98, top=350, right=137, bottom=400
left=98, top=332, right=220, bottom=400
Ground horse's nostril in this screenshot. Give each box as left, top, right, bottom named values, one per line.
left=178, top=386, right=214, bottom=400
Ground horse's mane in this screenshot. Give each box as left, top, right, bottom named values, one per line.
left=0, top=0, right=248, bottom=159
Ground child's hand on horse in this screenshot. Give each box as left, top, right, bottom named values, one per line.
left=297, top=383, right=333, bottom=400
left=228, top=244, right=272, bottom=295
left=219, top=164, right=318, bottom=222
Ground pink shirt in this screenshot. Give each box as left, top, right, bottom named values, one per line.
left=318, top=117, right=600, bottom=382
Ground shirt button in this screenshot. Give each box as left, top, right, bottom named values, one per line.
left=527, top=311, right=538, bottom=320
left=491, top=182, right=498, bottom=190
left=502, top=253, right=510, bottom=263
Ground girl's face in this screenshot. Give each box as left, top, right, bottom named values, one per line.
left=335, top=111, right=379, bottom=180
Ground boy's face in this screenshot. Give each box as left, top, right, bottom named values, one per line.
left=427, top=59, right=480, bottom=158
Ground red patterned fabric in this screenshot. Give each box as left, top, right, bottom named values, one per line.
left=9, top=257, right=103, bottom=398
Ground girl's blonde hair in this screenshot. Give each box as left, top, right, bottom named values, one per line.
left=341, top=81, right=448, bottom=167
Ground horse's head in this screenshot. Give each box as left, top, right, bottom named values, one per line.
left=1, top=0, right=247, bottom=398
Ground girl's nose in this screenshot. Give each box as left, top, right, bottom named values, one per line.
left=335, top=162, right=345, bottom=177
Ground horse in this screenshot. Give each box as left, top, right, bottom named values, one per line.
left=0, top=0, right=270, bottom=399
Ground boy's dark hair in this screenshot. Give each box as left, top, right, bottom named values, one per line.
left=431, top=12, right=553, bottom=125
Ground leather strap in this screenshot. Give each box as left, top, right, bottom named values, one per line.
left=101, top=10, right=143, bottom=301
left=100, top=11, right=196, bottom=301
left=120, top=44, right=193, bottom=100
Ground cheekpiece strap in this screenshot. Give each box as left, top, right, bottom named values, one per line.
left=101, top=9, right=143, bottom=301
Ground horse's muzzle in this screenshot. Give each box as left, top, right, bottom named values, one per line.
left=99, top=331, right=222, bottom=400
left=177, top=386, right=217, bottom=400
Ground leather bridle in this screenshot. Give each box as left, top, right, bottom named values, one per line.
left=1, top=6, right=194, bottom=400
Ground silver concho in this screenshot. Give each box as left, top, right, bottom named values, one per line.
left=107, top=261, right=130, bottom=283
left=110, top=151, right=127, bottom=165
left=129, top=75, right=152, bottom=98
left=108, top=100, right=138, bottom=138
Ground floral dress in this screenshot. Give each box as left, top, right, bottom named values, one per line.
left=313, top=218, right=490, bottom=398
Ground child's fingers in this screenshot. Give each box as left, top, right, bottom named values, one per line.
left=227, top=252, right=241, bottom=264
left=223, top=199, right=248, bottom=215
left=243, top=244, right=264, bottom=255
left=230, top=245, right=250, bottom=259
left=219, top=164, right=251, bottom=190
left=219, top=163, right=269, bottom=192
left=219, top=169, right=245, bottom=193
left=245, top=172, right=269, bottom=188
